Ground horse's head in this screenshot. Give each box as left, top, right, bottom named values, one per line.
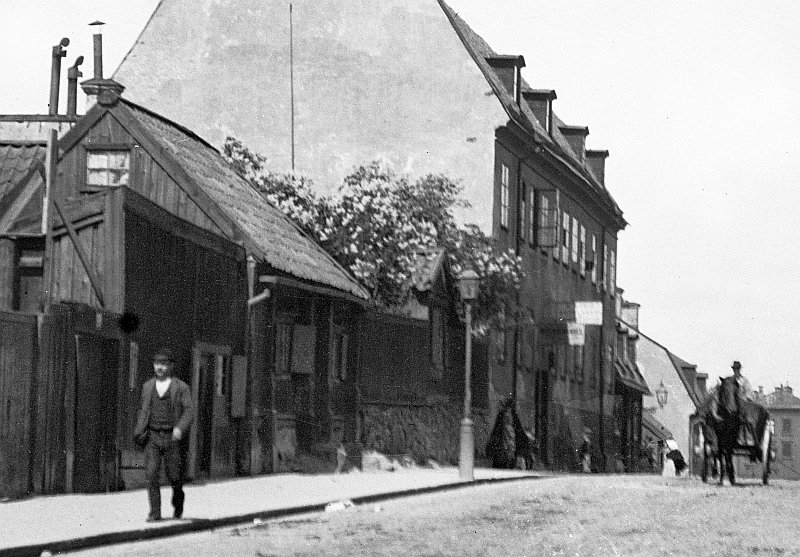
left=718, top=375, right=741, bottom=415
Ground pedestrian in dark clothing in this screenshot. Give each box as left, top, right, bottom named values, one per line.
left=133, top=347, right=193, bottom=522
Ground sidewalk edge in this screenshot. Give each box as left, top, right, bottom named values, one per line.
left=0, top=474, right=541, bottom=557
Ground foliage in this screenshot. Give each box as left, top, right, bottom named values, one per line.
left=223, top=137, right=523, bottom=325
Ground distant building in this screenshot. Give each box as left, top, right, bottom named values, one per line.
left=738, top=385, right=800, bottom=480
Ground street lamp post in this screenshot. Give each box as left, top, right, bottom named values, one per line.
left=458, top=269, right=480, bottom=481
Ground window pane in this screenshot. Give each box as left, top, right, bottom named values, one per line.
left=86, top=150, right=130, bottom=187
left=87, top=152, right=109, bottom=169
left=87, top=169, right=108, bottom=186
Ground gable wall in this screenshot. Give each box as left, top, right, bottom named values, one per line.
left=58, top=112, right=226, bottom=238
left=114, top=0, right=507, bottom=234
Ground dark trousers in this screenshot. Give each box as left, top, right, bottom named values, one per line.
left=145, top=430, right=185, bottom=517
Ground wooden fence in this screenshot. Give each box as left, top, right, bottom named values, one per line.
left=0, top=311, right=39, bottom=498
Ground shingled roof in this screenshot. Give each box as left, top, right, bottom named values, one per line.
left=438, top=0, right=624, bottom=223
left=114, top=99, right=368, bottom=299
left=0, top=143, right=43, bottom=198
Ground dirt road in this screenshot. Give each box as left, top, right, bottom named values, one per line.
left=74, top=474, right=798, bottom=556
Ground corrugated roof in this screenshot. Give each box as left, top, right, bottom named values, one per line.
left=120, top=100, right=369, bottom=299
left=438, top=0, right=624, bottom=220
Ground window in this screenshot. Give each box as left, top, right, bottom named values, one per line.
left=579, top=225, right=586, bottom=276
left=571, top=218, right=579, bottom=264
left=782, top=441, right=793, bottom=459
left=535, top=194, right=558, bottom=251
left=500, top=164, right=510, bottom=229
left=591, top=236, right=598, bottom=285
left=561, top=212, right=570, bottom=264
left=86, top=150, right=130, bottom=187
left=527, top=187, right=536, bottom=245
left=783, top=419, right=793, bottom=437
left=603, top=244, right=609, bottom=291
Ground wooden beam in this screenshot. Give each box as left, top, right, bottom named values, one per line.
left=42, top=130, right=57, bottom=313
left=51, top=198, right=105, bottom=309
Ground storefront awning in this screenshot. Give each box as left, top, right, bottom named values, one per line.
left=614, top=357, right=651, bottom=395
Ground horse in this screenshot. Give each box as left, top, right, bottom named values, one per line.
left=700, top=375, right=773, bottom=485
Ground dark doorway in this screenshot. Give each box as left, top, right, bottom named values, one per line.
left=195, top=352, right=215, bottom=477
left=535, top=350, right=553, bottom=466
left=74, top=334, right=120, bottom=493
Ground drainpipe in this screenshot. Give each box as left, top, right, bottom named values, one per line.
left=245, top=256, right=272, bottom=475
left=48, top=38, right=69, bottom=115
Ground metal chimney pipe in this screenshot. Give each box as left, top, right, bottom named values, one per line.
left=48, top=37, right=70, bottom=115
left=66, top=56, right=84, bottom=118
left=90, top=21, right=105, bottom=79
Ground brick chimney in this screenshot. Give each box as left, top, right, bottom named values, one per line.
left=558, top=125, right=589, bottom=163
left=80, top=21, right=124, bottom=110
left=485, top=55, right=526, bottom=106
left=585, top=150, right=609, bottom=186
left=521, top=89, right=557, bottom=136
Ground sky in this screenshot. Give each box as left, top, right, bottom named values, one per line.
left=2, top=1, right=799, bottom=393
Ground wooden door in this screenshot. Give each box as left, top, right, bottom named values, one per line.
left=73, top=334, right=120, bottom=493
left=189, top=343, right=233, bottom=479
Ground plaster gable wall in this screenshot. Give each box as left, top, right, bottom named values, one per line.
left=114, top=0, right=508, bottom=234
left=636, top=335, right=697, bottom=458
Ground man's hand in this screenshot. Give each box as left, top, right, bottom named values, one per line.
left=172, top=427, right=182, bottom=441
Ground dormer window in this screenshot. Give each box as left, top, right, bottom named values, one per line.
left=86, top=150, right=130, bottom=188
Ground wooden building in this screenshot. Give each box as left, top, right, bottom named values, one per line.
left=0, top=73, right=369, bottom=494
left=357, top=249, right=490, bottom=465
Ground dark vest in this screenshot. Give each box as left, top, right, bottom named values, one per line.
left=149, top=385, right=175, bottom=430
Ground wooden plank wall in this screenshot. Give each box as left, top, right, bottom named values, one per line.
left=58, top=112, right=225, bottom=238
left=30, top=305, right=72, bottom=494
left=0, top=311, right=38, bottom=498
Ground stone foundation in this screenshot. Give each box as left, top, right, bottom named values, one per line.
left=360, top=401, right=490, bottom=465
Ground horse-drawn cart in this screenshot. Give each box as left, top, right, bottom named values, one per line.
left=699, top=376, right=775, bottom=485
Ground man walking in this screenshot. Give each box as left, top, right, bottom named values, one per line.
left=133, top=347, right=193, bottom=522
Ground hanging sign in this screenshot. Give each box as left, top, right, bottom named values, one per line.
left=575, top=301, right=603, bottom=325
left=567, top=322, right=585, bottom=346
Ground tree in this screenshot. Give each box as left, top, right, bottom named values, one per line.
left=223, top=138, right=523, bottom=327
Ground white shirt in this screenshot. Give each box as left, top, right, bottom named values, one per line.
left=155, top=378, right=172, bottom=398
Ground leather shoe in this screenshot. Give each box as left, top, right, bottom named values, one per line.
left=146, top=514, right=161, bottom=523
left=173, top=508, right=183, bottom=519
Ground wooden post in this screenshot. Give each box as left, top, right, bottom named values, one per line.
left=0, top=237, right=15, bottom=310
left=42, top=129, right=57, bottom=314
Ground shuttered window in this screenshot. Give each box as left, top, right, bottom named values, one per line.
left=591, top=235, right=598, bottom=285
left=561, top=212, right=570, bottom=264
left=579, top=225, right=586, bottom=277
left=500, top=164, right=510, bottom=229
left=571, top=217, right=579, bottom=264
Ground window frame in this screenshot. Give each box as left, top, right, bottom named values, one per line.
left=561, top=212, right=570, bottom=265
left=500, top=164, right=510, bottom=230
left=82, top=145, right=132, bottom=192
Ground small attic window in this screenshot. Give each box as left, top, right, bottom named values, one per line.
left=86, top=150, right=130, bottom=188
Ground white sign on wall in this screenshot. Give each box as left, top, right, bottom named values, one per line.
left=575, top=301, right=603, bottom=325
left=567, top=322, right=585, bottom=346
